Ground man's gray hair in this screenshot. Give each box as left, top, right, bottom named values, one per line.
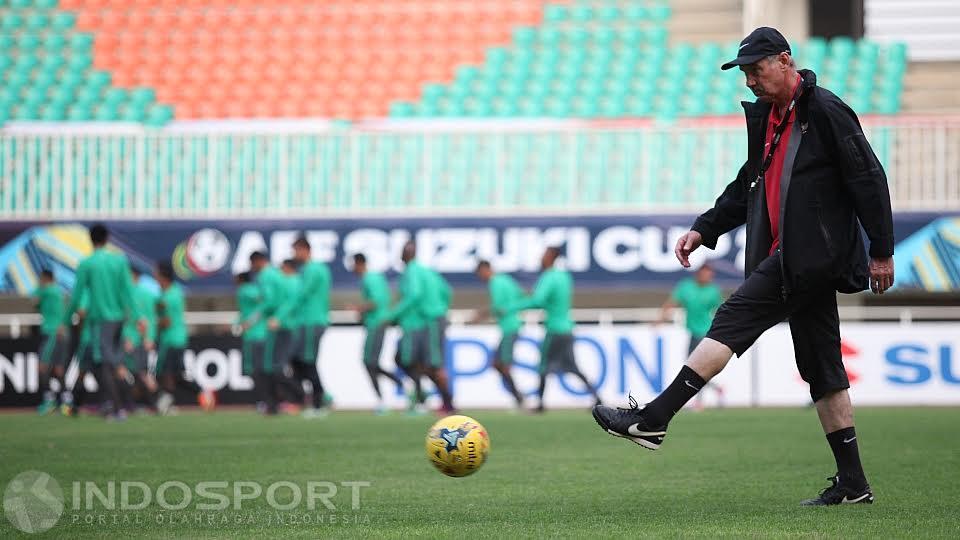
left=765, top=52, right=796, bottom=68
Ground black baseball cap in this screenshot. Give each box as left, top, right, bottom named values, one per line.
left=721, top=27, right=791, bottom=70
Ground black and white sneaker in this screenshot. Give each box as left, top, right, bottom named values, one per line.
left=591, top=395, right=667, bottom=451
left=800, top=474, right=875, bottom=506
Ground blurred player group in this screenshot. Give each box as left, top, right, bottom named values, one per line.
left=35, top=224, right=212, bottom=421
left=36, top=224, right=607, bottom=419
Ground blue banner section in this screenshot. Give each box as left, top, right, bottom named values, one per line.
left=0, top=213, right=955, bottom=294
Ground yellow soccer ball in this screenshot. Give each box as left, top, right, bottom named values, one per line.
left=425, top=415, right=490, bottom=477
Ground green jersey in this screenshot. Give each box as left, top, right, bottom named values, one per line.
left=277, top=273, right=303, bottom=330
left=157, top=283, right=187, bottom=348
left=34, top=284, right=64, bottom=335
left=253, top=265, right=286, bottom=322
left=64, top=248, right=135, bottom=324
left=275, top=261, right=331, bottom=326
left=421, top=269, right=452, bottom=319
left=360, top=271, right=391, bottom=329
left=237, top=283, right=267, bottom=342
left=386, top=259, right=431, bottom=331
left=671, top=278, right=723, bottom=338
left=122, top=285, right=158, bottom=346
left=489, top=274, right=524, bottom=334
left=510, top=267, right=574, bottom=334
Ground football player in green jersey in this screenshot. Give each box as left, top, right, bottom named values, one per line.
left=507, top=247, right=601, bottom=413
left=474, top=260, right=525, bottom=408
left=34, top=269, right=67, bottom=414
left=350, top=253, right=403, bottom=414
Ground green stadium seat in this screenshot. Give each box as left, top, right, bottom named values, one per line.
left=18, top=33, right=41, bottom=51
left=2, top=13, right=25, bottom=32
left=543, top=4, right=569, bottom=23
left=145, top=104, right=173, bottom=126
left=43, top=32, right=66, bottom=52
left=26, top=12, right=49, bottom=30
left=40, top=104, right=64, bottom=121
left=69, top=33, right=93, bottom=53
left=51, top=11, right=75, bottom=31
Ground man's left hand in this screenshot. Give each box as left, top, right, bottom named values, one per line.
left=869, top=256, right=895, bottom=294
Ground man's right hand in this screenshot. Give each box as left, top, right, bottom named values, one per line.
left=674, top=230, right=703, bottom=268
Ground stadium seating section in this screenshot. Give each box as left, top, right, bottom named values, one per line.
left=0, top=0, right=907, bottom=124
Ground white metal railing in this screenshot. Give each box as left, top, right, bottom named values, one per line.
left=1, top=117, right=959, bottom=219
left=2, top=305, right=960, bottom=337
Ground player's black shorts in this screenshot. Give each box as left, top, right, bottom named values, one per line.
left=300, top=325, right=326, bottom=363
left=125, top=345, right=149, bottom=373
left=243, top=340, right=266, bottom=375
left=39, top=333, right=67, bottom=366
left=90, top=320, right=124, bottom=366
left=156, top=346, right=186, bottom=375
left=705, top=252, right=848, bottom=402
left=400, top=327, right=442, bottom=368
left=269, top=329, right=295, bottom=370
left=540, top=333, right=579, bottom=374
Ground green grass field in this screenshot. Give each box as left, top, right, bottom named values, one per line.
left=1, top=407, right=958, bottom=539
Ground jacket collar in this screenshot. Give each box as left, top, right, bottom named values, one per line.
left=742, top=69, right=817, bottom=118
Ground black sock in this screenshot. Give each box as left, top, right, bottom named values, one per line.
left=365, top=365, right=382, bottom=399
left=500, top=372, right=523, bottom=405
left=826, top=427, right=868, bottom=488
left=643, top=365, right=706, bottom=426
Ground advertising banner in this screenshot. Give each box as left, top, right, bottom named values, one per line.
left=1, top=323, right=957, bottom=409
left=0, top=213, right=955, bottom=294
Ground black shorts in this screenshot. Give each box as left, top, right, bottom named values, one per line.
left=156, top=345, right=186, bottom=376
left=400, top=327, right=442, bottom=368
left=243, top=340, right=266, bottom=376
left=269, top=329, right=295, bottom=370
left=39, top=333, right=67, bottom=367
left=540, top=333, right=580, bottom=374
left=124, top=345, right=149, bottom=374
left=89, top=321, right=124, bottom=366
left=705, top=253, right=848, bottom=402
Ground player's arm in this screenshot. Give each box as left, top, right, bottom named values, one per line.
left=821, top=98, right=895, bottom=293
left=62, top=262, right=88, bottom=325
left=385, top=271, right=423, bottom=322
left=689, top=162, right=750, bottom=250
left=506, top=275, right=552, bottom=313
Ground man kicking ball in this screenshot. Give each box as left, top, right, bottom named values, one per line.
left=591, top=27, right=895, bottom=506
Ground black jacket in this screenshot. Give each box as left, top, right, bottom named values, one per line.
left=692, top=69, right=894, bottom=295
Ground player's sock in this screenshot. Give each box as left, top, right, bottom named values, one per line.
left=365, top=365, right=383, bottom=399
left=500, top=373, right=523, bottom=406
left=569, top=369, right=601, bottom=404
left=304, top=368, right=324, bottom=409
left=642, top=365, right=706, bottom=426
left=826, top=427, right=868, bottom=489
left=536, top=373, right=547, bottom=411
left=378, top=367, right=403, bottom=386
left=96, top=363, right=121, bottom=414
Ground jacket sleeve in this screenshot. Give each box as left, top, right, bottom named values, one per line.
left=822, top=99, right=895, bottom=258
left=63, top=262, right=88, bottom=324
left=386, top=271, right=423, bottom=322
left=506, top=275, right=551, bottom=313
left=690, top=162, right=749, bottom=249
